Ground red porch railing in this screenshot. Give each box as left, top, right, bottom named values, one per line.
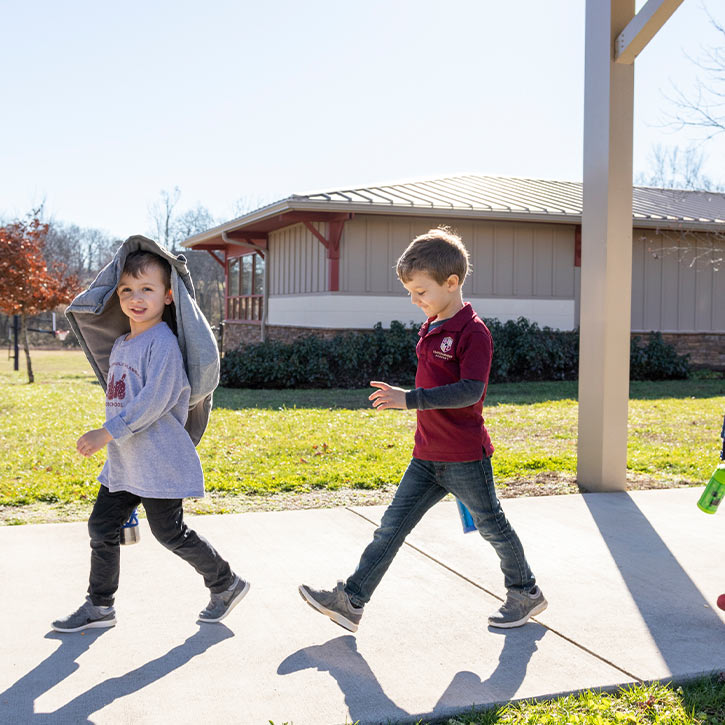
left=227, top=294, right=264, bottom=322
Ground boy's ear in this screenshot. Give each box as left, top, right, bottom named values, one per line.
left=447, top=274, right=460, bottom=290
left=165, top=289, right=173, bottom=305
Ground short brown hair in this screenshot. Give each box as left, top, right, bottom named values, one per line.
left=396, top=227, right=470, bottom=285
left=121, top=251, right=171, bottom=291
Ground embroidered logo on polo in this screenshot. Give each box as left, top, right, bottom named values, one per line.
left=433, top=336, right=455, bottom=360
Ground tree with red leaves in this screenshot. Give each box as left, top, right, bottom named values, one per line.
left=0, top=215, right=81, bottom=382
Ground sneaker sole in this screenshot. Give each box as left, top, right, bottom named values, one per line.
left=51, top=617, right=117, bottom=633
left=198, top=580, right=250, bottom=623
left=488, top=599, right=548, bottom=629
left=298, top=585, right=359, bottom=633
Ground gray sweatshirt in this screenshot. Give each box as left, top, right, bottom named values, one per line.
left=98, top=322, right=204, bottom=498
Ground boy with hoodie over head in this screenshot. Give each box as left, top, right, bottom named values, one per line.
left=52, top=250, right=248, bottom=632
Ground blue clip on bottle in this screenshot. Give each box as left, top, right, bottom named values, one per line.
left=456, top=499, right=477, bottom=533
left=121, top=509, right=140, bottom=545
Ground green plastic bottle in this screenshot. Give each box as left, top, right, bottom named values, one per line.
left=697, top=464, right=725, bottom=514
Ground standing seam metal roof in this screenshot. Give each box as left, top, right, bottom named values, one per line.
left=291, top=174, right=725, bottom=224
left=183, top=174, right=725, bottom=248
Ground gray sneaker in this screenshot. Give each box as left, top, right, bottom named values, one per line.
left=298, top=581, right=363, bottom=632
left=52, top=597, right=116, bottom=633
left=198, top=575, right=250, bottom=623
left=488, top=585, right=547, bottom=628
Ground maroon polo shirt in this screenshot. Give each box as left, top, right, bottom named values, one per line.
left=412, top=302, right=494, bottom=461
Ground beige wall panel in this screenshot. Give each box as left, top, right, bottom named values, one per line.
left=493, top=224, right=515, bottom=296
left=389, top=219, right=413, bottom=289
left=513, top=225, right=534, bottom=296
left=471, top=223, right=495, bottom=296
left=269, top=223, right=328, bottom=295
left=552, top=227, right=576, bottom=297
left=366, top=217, right=392, bottom=293
left=285, top=227, right=294, bottom=294
left=285, top=228, right=293, bottom=294
left=630, top=236, right=645, bottom=330
left=677, top=244, right=697, bottom=331
left=660, top=241, right=680, bottom=331
left=643, top=235, right=663, bottom=330
left=341, top=217, right=368, bottom=293
left=318, top=224, right=327, bottom=292
left=631, top=230, right=725, bottom=332
left=695, top=238, right=714, bottom=331
left=714, top=253, right=725, bottom=331
left=273, top=228, right=286, bottom=295
left=291, top=226, right=309, bottom=294
left=533, top=226, right=554, bottom=297
left=269, top=233, right=276, bottom=295
left=302, top=225, right=310, bottom=293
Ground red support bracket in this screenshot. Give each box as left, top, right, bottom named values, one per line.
left=574, top=225, right=581, bottom=268
left=303, top=219, right=346, bottom=291
left=205, top=249, right=226, bottom=269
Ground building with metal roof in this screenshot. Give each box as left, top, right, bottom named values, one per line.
left=183, top=173, right=725, bottom=366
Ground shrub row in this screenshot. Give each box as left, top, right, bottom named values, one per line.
left=220, top=318, right=690, bottom=389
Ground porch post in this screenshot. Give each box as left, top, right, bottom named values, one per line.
left=577, top=0, right=635, bottom=491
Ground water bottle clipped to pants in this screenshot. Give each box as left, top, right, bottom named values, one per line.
left=120, top=508, right=141, bottom=545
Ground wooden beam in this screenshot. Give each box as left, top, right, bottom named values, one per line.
left=205, top=250, right=226, bottom=268
left=614, top=0, right=683, bottom=64
left=223, top=230, right=268, bottom=246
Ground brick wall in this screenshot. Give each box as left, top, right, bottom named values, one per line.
left=635, top=332, right=725, bottom=370
left=221, top=321, right=368, bottom=352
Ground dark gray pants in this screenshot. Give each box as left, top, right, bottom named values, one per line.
left=87, top=485, right=234, bottom=607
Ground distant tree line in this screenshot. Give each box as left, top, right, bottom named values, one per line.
left=0, top=188, right=261, bottom=351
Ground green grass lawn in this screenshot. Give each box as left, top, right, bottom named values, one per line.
left=4, top=352, right=725, bottom=721
left=1, top=350, right=724, bottom=507
left=442, top=675, right=725, bottom=724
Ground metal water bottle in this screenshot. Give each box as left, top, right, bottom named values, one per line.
left=120, top=509, right=140, bottom=545
left=456, top=498, right=477, bottom=533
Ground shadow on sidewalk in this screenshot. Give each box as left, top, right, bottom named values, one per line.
left=278, top=626, right=546, bottom=723
left=583, top=492, right=725, bottom=674
left=278, top=635, right=409, bottom=722
left=0, top=625, right=233, bottom=722
left=434, top=625, right=547, bottom=714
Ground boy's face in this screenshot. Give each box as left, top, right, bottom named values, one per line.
left=402, top=270, right=462, bottom=321
left=117, top=264, right=172, bottom=336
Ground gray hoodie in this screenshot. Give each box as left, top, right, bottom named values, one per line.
left=66, top=235, right=220, bottom=445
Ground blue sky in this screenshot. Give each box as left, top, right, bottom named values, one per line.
left=1, top=0, right=723, bottom=239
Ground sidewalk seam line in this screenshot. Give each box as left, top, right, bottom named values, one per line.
left=345, top=506, right=643, bottom=684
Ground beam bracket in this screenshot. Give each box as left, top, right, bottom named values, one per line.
left=614, top=0, right=683, bottom=64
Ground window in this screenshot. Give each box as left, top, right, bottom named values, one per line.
left=227, top=252, right=265, bottom=321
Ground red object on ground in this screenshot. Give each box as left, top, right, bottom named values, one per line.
left=717, top=594, right=725, bottom=611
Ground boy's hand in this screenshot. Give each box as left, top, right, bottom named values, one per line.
left=77, top=428, right=113, bottom=457
left=369, top=381, right=408, bottom=410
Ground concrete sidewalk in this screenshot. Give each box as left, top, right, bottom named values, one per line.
left=1, top=488, right=724, bottom=724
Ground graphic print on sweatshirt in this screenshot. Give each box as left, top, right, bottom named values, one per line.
left=106, top=362, right=140, bottom=408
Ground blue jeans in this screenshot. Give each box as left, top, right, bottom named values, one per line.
left=345, top=456, right=535, bottom=607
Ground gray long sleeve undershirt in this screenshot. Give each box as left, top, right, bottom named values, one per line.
left=405, top=379, right=485, bottom=410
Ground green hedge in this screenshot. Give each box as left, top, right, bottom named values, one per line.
left=220, top=318, right=690, bottom=389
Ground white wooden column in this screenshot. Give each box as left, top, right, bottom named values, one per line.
left=577, top=0, right=636, bottom=492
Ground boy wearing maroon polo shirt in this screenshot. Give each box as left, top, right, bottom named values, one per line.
left=299, top=227, right=546, bottom=632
